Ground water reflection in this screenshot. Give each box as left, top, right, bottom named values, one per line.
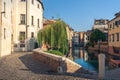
left=72, top=47, right=97, bottom=72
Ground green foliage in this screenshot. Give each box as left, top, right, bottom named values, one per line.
left=90, top=29, right=106, bottom=42
left=37, top=19, right=68, bottom=55
left=47, top=50, right=64, bottom=56
left=85, top=42, right=94, bottom=48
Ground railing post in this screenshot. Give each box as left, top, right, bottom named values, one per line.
left=99, top=54, right=105, bottom=79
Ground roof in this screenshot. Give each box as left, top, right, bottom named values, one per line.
left=37, top=0, right=44, bottom=10
left=43, top=20, right=56, bottom=28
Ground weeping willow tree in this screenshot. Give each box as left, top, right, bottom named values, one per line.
left=37, top=19, right=68, bottom=55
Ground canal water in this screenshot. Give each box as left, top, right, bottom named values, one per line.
left=72, top=47, right=98, bottom=72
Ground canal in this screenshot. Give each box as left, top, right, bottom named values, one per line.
left=72, top=47, right=99, bottom=72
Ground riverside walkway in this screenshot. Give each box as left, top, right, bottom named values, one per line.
left=0, top=52, right=96, bottom=80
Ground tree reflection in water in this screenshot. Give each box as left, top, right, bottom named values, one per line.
left=72, top=47, right=98, bottom=72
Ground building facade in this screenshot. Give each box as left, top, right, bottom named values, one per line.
left=79, top=32, right=89, bottom=47
left=72, top=32, right=80, bottom=46
left=12, top=0, right=43, bottom=51
left=0, top=0, right=12, bottom=57
left=66, top=25, right=74, bottom=48
left=86, top=30, right=92, bottom=42
left=108, top=12, right=120, bottom=54
left=0, top=0, right=43, bottom=57
left=93, top=19, right=109, bottom=41
left=93, top=19, right=109, bottom=32
left=83, top=32, right=89, bottom=47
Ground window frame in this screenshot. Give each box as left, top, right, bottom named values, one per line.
left=31, top=16, right=34, bottom=26
left=31, top=0, right=34, bottom=4
left=21, top=0, right=26, bottom=2
left=116, top=33, right=119, bottom=42
left=37, top=19, right=39, bottom=28
left=19, top=31, right=25, bottom=42
left=20, top=14, right=26, bottom=24
left=31, top=32, right=34, bottom=38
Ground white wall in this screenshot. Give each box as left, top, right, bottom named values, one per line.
left=0, top=0, right=12, bottom=57
left=13, top=0, right=43, bottom=51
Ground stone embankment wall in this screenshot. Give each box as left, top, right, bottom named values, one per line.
left=88, top=42, right=108, bottom=53
left=33, top=49, right=82, bottom=73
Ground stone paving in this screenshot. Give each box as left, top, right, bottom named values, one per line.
left=105, top=68, right=120, bottom=80
left=0, top=52, right=97, bottom=80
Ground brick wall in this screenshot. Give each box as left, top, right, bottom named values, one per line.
left=108, top=46, right=114, bottom=54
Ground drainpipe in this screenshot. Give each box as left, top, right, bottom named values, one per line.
left=26, top=0, right=28, bottom=51
left=26, top=0, right=27, bottom=38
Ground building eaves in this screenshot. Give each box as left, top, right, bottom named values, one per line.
left=37, top=0, right=44, bottom=10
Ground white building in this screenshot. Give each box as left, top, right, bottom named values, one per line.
left=12, top=0, right=43, bottom=51
left=0, top=0, right=43, bottom=57
left=0, top=0, right=12, bottom=57
left=92, top=19, right=109, bottom=41
left=73, top=32, right=80, bottom=46
left=92, top=19, right=108, bottom=33
left=83, top=32, right=89, bottom=47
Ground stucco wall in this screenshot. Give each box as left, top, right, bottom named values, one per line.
left=0, top=0, right=12, bottom=57
left=108, top=16, right=120, bottom=47
left=13, top=0, right=43, bottom=51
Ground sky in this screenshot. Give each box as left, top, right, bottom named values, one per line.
left=43, top=0, right=120, bottom=32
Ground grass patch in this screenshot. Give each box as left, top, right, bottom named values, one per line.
left=47, top=50, right=64, bottom=56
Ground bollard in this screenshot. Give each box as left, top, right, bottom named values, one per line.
left=99, top=54, right=105, bottom=80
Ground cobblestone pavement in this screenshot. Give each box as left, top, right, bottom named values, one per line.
left=0, top=52, right=97, bottom=80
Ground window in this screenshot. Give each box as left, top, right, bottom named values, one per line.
left=112, top=34, right=114, bottom=42
left=21, top=0, right=25, bottom=1
left=31, top=16, right=34, bottom=25
left=20, top=44, right=25, bottom=47
left=31, top=0, right=34, bottom=4
left=19, top=32, right=25, bottom=41
left=109, top=35, right=111, bottom=42
left=37, top=4, right=40, bottom=8
left=115, top=21, right=119, bottom=27
left=4, top=2, right=6, bottom=17
left=109, top=24, right=112, bottom=30
left=31, top=32, right=34, bottom=38
left=116, top=33, right=119, bottom=41
left=37, top=19, right=39, bottom=27
left=119, top=20, right=120, bottom=25
left=113, top=23, right=115, bottom=29
left=20, top=14, right=25, bottom=24
left=4, top=28, right=6, bottom=39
